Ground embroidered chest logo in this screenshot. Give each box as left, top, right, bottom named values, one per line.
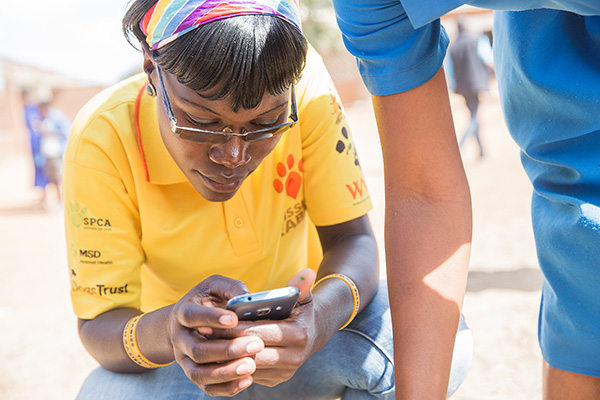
left=281, top=200, right=307, bottom=237
left=273, top=154, right=303, bottom=199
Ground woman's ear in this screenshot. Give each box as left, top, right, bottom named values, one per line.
left=141, top=41, right=157, bottom=96
left=141, top=41, right=156, bottom=81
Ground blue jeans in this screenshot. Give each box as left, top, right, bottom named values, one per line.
left=77, top=281, right=472, bottom=399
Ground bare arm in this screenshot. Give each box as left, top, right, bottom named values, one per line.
left=78, top=306, right=174, bottom=373
left=312, top=214, right=380, bottom=341
left=372, top=68, right=471, bottom=399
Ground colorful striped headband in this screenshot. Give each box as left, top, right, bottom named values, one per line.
left=141, top=0, right=302, bottom=50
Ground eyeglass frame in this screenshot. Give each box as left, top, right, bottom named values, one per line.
left=154, top=65, right=299, bottom=143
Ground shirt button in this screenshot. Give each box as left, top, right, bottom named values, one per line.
left=234, top=218, right=244, bottom=228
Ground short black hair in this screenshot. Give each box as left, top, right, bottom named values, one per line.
left=123, top=0, right=308, bottom=111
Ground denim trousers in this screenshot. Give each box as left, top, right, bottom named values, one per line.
left=77, top=281, right=472, bottom=399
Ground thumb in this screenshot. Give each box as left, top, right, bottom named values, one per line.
left=287, top=268, right=316, bottom=303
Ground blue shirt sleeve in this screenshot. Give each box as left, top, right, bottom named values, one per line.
left=402, top=0, right=464, bottom=27
left=469, top=0, right=600, bottom=15
left=403, top=0, right=600, bottom=27
left=332, top=0, right=599, bottom=96
left=332, top=0, right=453, bottom=95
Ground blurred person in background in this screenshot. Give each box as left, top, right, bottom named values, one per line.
left=449, top=18, right=492, bottom=158
left=38, top=100, right=71, bottom=202
left=22, top=91, right=71, bottom=207
left=22, top=90, right=49, bottom=205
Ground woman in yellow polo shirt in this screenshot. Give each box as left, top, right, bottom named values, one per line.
left=64, top=0, right=471, bottom=398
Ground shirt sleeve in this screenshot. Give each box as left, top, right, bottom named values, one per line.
left=333, top=0, right=598, bottom=95
left=64, top=110, right=144, bottom=320
left=296, top=48, right=373, bottom=226
left=467, top=0, right=600, bottom=15
left=331, top=0, right=453, bottom=95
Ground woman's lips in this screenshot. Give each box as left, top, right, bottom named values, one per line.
left=197, top=171, right=243, bottom=193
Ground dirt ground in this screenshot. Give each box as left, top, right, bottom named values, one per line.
left=0, top=80, right=544, bottom=399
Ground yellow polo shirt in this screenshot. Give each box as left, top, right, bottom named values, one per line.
left=64, top=48, right=372, bottom=319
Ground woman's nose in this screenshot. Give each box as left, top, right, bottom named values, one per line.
left=208, top=136, right=251, bottom=169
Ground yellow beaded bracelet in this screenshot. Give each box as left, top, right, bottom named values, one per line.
left=313, top=273, right=360, bottom=330
left=123, top=314, right=173, bottom=369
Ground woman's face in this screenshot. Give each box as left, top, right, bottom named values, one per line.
left=154, top=69, right=289, bottom=202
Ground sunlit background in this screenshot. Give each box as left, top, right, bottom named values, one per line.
left=0, top=0, right=348, bottom=85
left=0, top=1, right=140, bottom=85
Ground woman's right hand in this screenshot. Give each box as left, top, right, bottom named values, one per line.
left=168, top=275, right=265, bottom=396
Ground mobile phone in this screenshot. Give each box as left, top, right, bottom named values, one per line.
left=225, top=286, right=301, bottom=321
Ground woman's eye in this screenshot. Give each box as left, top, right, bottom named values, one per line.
left=252, top=121, right=278, bottom=128
left=187, top=116, right=219, bottom=127
left=198, top=122, right=219, bottom=128
left=252, top=116, right=282, bottom=128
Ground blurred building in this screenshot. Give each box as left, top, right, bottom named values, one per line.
left=0, top=57, right=106, bottom=158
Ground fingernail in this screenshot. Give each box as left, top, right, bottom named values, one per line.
left=219, top=314, right=234, bottom=326
left=246, top=341, right=262, bottom=353
left=236, top=363, right=251, bottom=375
left=239, top=377, right=252, bottom=389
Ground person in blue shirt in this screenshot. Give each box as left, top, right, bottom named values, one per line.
left=331, top=1, right=600, bottom=398
left=22, top=91, right=50, bottom=200
left=38, top=100, right=71, bottom=201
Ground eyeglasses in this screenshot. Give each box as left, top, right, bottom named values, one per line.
left=155, top=66, right=298, bottom=143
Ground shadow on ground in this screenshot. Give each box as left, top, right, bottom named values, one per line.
left=466, top=267, right=543, bottom=292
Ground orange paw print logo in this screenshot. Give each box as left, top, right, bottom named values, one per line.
left=274, top=154, right=303, bottom=199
